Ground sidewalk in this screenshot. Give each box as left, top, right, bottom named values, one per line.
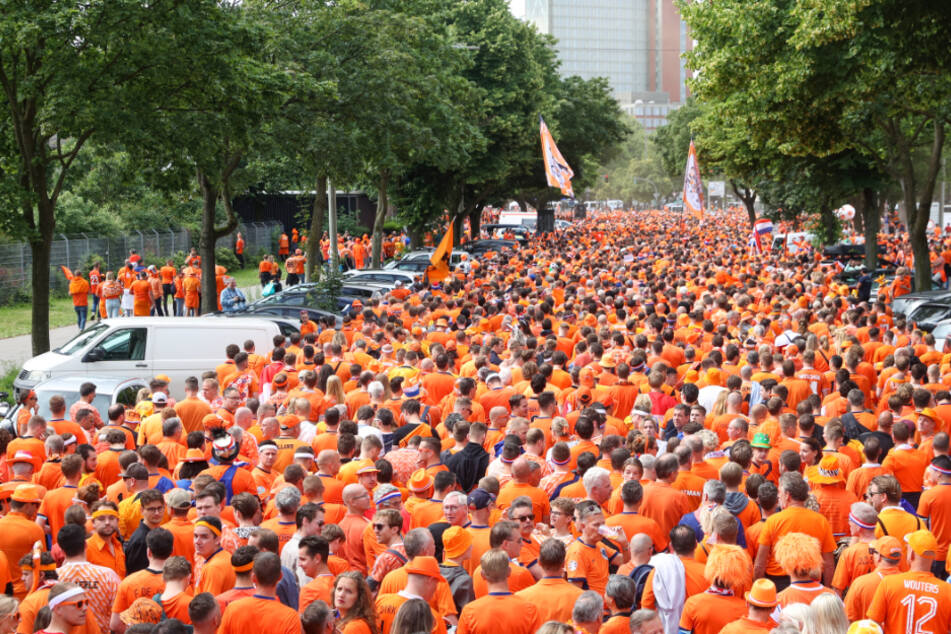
left=0, top=284, right=261, bottom=368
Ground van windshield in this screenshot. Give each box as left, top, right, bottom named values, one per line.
left=56, top=323, right=109, bottom=355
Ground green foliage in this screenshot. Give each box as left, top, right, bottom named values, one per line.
left=336, top=214, right=369, bottom=238
left=214, top=248, right=241, bottom=272
left=680, top=0, right=950, bottom=287
left=312, top=268, right=345, bottom=313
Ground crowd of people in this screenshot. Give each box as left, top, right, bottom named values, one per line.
left=13, top=206, right=951, bottom=633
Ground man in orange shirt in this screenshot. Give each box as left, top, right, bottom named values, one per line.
left=174, top=376, right=213, bottom=434
left=843, top=535, right=902, bottom=622
left=261, top=486, right=301, bottom=555
left=832, top=502, right=878, bottom=595
left=640, top=454, right=692, bottom=536
left=339, top=483, right=371, bottom=574
left=298, top=535, right=335, bottom=613
left=565, top=501, right=629, bottom=596
left=882, top=421, right=927, bottom=507
left=86, top=501, right=126, bottom=577
left=456, top=549, right=541, bottom=634
left=193, top=516, right=235, bottom=596
left=130, top=271, right=152, bottom=317
left=109, top=526, right=173, bottom=632
left=678, top=544, right=750, bottom=634
left=605, top=480, right=668, bottom=552
left=917, top=454, right=951, bottom=576
left=374, top=556, right=447, bottom=634
left=515, top=538, right=583, bottom=623
left=753, top=472, right=836, bottom=590
left=868, top=529, right=951, bottom=633
left=0, top=485, right=46, bottom=599
left=495, top=457, right=549, bottom=524
left=69, top=269, right=90, bottom=330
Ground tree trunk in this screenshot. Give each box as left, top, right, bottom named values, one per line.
left=370, top=170, right=389, bottom=268
left=305, top=174, right=327, bottom=282
left=198, top=172, right=220, bottom=314
left=468, top=203, right=483, bottom=239
left=905, top=122, right=945, bottom=291
left=408, top=226, right=424, bottom=249
left=731, top=180, right=756, bottom=226
left=862, top=188, right=880, bottom=270
left=328, top=180, right=339, bottom=271
left=29, top=206, right=53, bottom=355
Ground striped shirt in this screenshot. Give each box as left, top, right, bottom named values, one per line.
left=58, top=560, right=121, bottom=633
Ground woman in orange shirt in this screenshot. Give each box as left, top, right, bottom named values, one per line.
left=333, top=571, right=378, bottom=634
left=100, top=272, right=122, bottom=319
left=130, top=272, right=152, bottom=317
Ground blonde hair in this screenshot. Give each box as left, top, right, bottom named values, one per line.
left=325, top=375, right=345, bottom=405
left=803, top=593, right=848, bottom=634
left=0, top=595, right=17, bottom=618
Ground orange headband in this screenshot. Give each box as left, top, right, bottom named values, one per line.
left=195, top=520, right=221, bottom=537
left=92, top=508, right=119, bottom=519
left=22, top=563, right=56, bottom=572
left=232, top=562, right=254, bottom=573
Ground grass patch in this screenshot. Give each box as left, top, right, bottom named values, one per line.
left=0, top=266, right=260, bottom=340
left=0, top=296, right=77, bottom=340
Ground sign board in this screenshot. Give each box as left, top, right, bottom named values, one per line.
left=708, top=181, right=725, bottom=197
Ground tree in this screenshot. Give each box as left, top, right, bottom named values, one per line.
left=681, top=0, right=951, bottom=289
left=130, top=1, right=289, bottom=312
left=0, top=0, right=222, bottom=354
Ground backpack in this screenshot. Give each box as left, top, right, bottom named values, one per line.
left=629, top=563, right=653, bottom=609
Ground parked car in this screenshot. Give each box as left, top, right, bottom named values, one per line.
left=907, top=301, right=951, bottom=332
left=891, top=289, right=951, bottom=318
left=14, top=317, right=280, bottom=400
left=460, top=239, right=519, bottom=254
left=3, top=375, right=148, bottom=435
left=343, top=269, right=419, bottom=286
left=481, top=224, right=532, bottom=244
left=384, top=249, right=465, bottom=270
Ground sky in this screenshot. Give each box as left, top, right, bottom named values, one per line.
left=509, top=0, right=525, bottom=17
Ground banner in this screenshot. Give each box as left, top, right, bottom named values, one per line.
left=426, top=223, right=454, bottom=284
left=682, top=140, right=704, bottom=218
left=540, top=116, right=574, bottom=197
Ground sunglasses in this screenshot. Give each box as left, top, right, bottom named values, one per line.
left=63, top=600, right=86, bottom=609
left=372, top=523, right=391, bottom=530
left=514, top=514, right=535, bottom=523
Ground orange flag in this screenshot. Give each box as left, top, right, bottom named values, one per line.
left=426, top=223, right=453, bottom=284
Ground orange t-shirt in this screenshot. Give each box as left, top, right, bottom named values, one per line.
left=195, top=549, right=236, bottom=596
left=604, top=511, right=667, bottom=552
left=844, top=568, right=899, bottom=622
left=640, top=482, right=692, bottom=536
left=918, top=483, right=951, bottom=561
left=112, top=567, right=166, bottom=614
left=69, top=277, right=90, bottom=306
left=299, top=573, right=334, bottom=613
left=867, top=570, right=951, bottom=634
left=515, top=577, right=583, bottom=624
left=565, top=537, right=621, bottom=596
left=758, top=506, right=836, bottom=577
left=832, top=541, right=875, bottom=592
left=375, top=592, right=447, bottom=634
left=678, top=591, right=747, bottom=634
left=776, top=580, right=835, bottom=607
left=0, top=511, right=46, bottom=598
left=882, top=446, right=927, bottom=492
left=456, top=593, right=541, bottom=634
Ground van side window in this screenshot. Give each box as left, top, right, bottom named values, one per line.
left=98, top=328, right=148, bottom=361
left=116, top=385, right=142, bottom=407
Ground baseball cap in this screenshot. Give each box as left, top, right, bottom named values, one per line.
left=151, top=392, right=168, bottom=405
left=120, top=598, right=163, bottom=625
left=166, top=488, right=193, bottom=510
left=905, top=529, right=939, bottom=558
left=405, top=556, right=442, bottom=580
left=442, top=526, right=472, bottom=560
left=467, top=488, right=495, bottom=510
left=869, top=536, right=902, bottom=562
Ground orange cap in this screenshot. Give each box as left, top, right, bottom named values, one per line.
left=744, top=578, right=778, bottom=608
left=905, top=529, right=939, bottom=558
left=11, top=484, right=42, bottom=504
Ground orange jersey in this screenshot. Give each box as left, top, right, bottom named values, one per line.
left=867, top=570, right=951, bottom=634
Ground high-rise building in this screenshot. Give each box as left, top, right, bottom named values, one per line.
left=518, top=0, right=691, bottom=129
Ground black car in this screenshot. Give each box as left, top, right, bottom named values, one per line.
left=461, top=239, right=519, bottom=254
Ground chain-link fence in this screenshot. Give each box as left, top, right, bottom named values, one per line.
left=0, top=221, right=281, bottom=305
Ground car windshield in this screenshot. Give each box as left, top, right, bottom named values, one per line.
left=912, top=304, right=951, bottom=322
left=56, top=323, right=109, bottom=355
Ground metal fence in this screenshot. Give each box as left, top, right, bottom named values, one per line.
left=0, top=221, right=281, bottom=305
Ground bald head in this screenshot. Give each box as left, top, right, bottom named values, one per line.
left=511, top=457, right=531, bottom=481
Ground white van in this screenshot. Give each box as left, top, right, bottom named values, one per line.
left=14, top=317, right=279, bottom=400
